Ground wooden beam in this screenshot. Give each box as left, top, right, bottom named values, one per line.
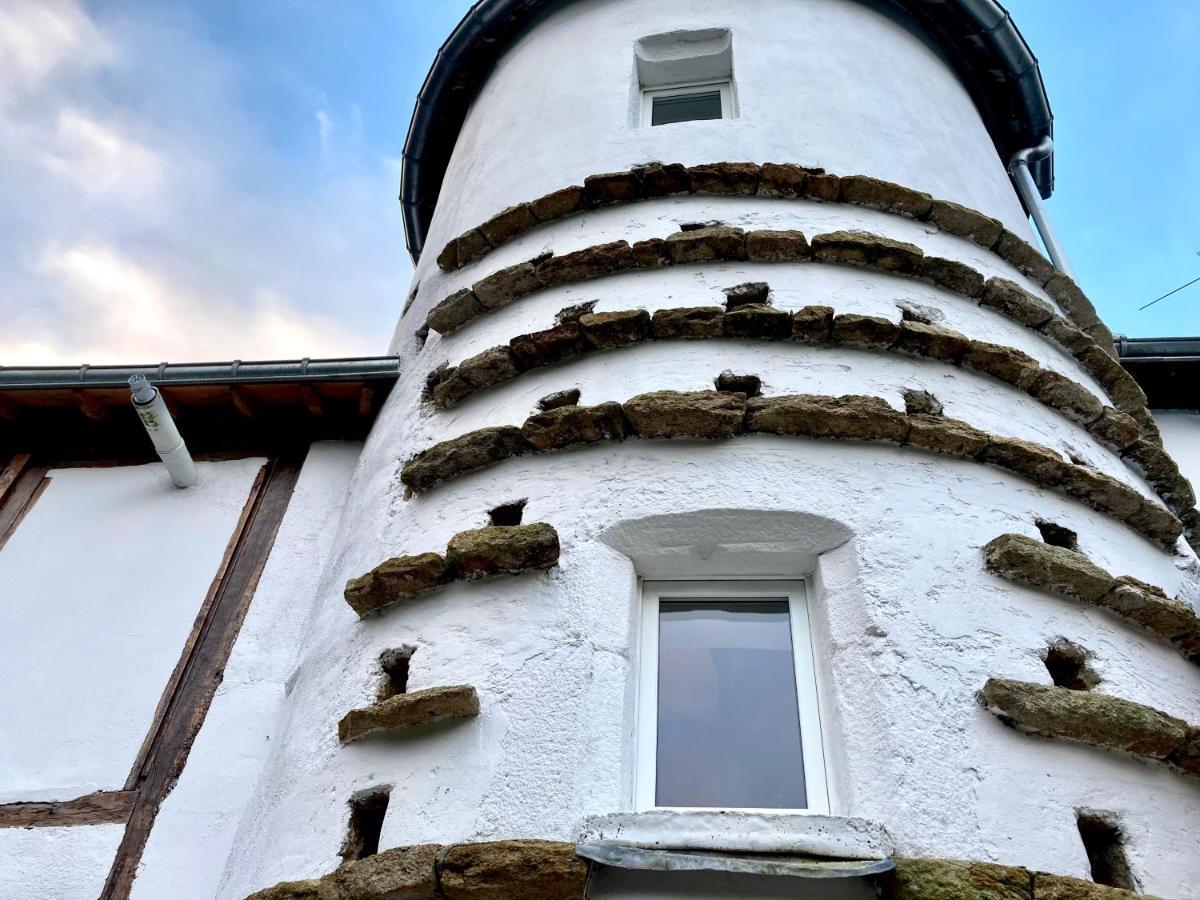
left=100, top=449, right=306, bottom=900
left=300, top=384, right=326, bottom=418
left=0, top=790, right=135, bottom=829
left=357, top=385, right=375, bottom=418
left=0, top=466, right=50, bottom=554
left=230, top=386, right=261, bottom=420
left=0, top=394, right=18, bottom=425
left=76, top=391, right=112, bottom=423
left=0, top=453, right=32, bottom=502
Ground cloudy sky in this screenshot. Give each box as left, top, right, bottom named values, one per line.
left=0, top=1, right=1196, bottom=367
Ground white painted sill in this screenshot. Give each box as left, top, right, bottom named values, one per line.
left=577, top=810, right=894, bottom=861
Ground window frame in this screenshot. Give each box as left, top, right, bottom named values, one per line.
left=640, top=79, right=734, bottom=127
left=635, top=579, right=829, bottom=814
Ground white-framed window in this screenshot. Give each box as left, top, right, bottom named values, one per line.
left=640, top=80, right=733, bottom=127
left=635, top=580, right=828, bottom=814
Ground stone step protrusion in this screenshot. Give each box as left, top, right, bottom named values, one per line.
left=246, top=839, right=587, bottom=900
left=344, top=523, right=561, bottom=617
left=338, top=685, right=480, bottom=744
left=980, top=678, right=1200, bottom=777
left=983, top=533, right=1200, bottom=662
left=880, top=856, right=1160, bottom=899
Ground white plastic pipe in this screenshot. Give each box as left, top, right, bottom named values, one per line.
left=1009, top=136, right=1074, bottom=279
left=128, top=374, right=198, bottom=488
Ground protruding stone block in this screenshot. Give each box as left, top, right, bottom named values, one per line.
left=536, top=241, right=634, bottom=287
left=881, top=857, right=1031, bottom=900
left=631, top=237, right=670, bottom=268
left=687, top=162, right=761, bottom=195
left=905, top=415, right=989, bottom=458
left=979, top=678, right=1189, bottom=761
left=927, top=199, right=1004, bottom=248
left=1059, top=465, right=1143, bottom=520
left=521, top=403, right=626, bottom=450
left=509, top=322, right=587, bottom=369
left=838, top=175, right=932, bottom=218
left=1027, top=370, right=1104, bottom=426
left=344, top=553, right=451, bottom=617
left=436, top=240, right=459, bottom=272
left=918, top=256, right=985, bottom=298
left=479, top=203, right=538, bottom=247
left=831, top=313, right=900, bottom=350
left=1043, top=273, right=1104, bottom=331
left=756, top=162, right=811, bottom=198
left=531, top=185, right=587, bottom=222
left=1078, top=346, right=1147, bottom=413
left=584, top=170, right=642, bottom=205
left=637, top=163, right=691, bottom=197
left=445, top=523, right=561, bottom=580
left=980, top=437, right=1068, bottom=487
left=722, top=282, right=770, bottom=308
left=746, top=229, right=811, bottom=261
left=538, top=388, right=581, bottom=411
left=652, top=306, right=725, bottom=340
left=723, top=304, right=792, bottom=340
left=810, top=231, right=923, bottom=274
left=1125, top=498, right=1183, bottom=548
left=995, top=230, right=1056, bottom=284
left=801, top=171, right=840, bottom=201
left=401, top=427, right=531, bottom=494
left=472, top=261, right=543, bottom=309
left=894, top=321, right=969, bottom=361
left=624, top=391, right=747, bottom=439
left=579, top=309, right=651, bottom=350
left=456, top=346, right=521, bottom=391
left=792, top=306, right=834, bottom=344
left=1040, top=317, right=1096, bottom=355
left=982, top=533, right=1115, bottom=603
left=961, top=342, right=1042, bottom=390
left=427, top=289, right=484, bottom=335
left=980, top=278, right=1056, bottom=329
left=1034, top=872, right=1149, bottom=899
left=745, top=395, right=909, bottom=443
left=1087, top=407, right=1140, bottom=450
left=455, top=229, right=493, bottom=268
left=338, top=685, right=480, bottom=744
left=439, top=840, right=588, bottom=900
left=1100, top=576, right=1200, bottom=650
left=666, top=226, right=748, bottom=263
left=333, top=845, right=441, bottom=899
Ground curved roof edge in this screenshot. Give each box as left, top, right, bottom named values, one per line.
left=399, top=0, right=1053, bottom=261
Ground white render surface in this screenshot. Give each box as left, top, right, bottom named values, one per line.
left=1156, top=410, right=1200, bottom=505
left=0, top=824, right=124, bottom=900
left=579, top=810, right=892, bottom=859
left=133, top=443, right=361, bottom=900
left=0, top=459, right=263, bottom=802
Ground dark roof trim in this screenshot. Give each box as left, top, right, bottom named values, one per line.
left=0, top=357, right=401, bottom=391
left=1116, top=336, right=1200, bottom=362
left=400, top=0, right=1054, bottom=261
left=1118, top=336, right=1200, bottom=411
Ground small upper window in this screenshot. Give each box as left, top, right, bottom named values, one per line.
left=643, top=81, right=731, bottom=127
left=636, top=580, right=828, bottom=813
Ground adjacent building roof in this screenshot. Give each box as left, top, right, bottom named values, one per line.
left=399, top=0, right=1054, bottom=260
left=1117, top=336, right=1200, bottom=410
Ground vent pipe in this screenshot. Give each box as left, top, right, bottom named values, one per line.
left=1010, top=137, right=1073, bottom=278
left=128, top=374, right=197, bottom=488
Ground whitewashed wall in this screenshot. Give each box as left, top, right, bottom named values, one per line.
left=0, top=824, right=125, bottom=900
left=1156, top=410, right=1200, bottom=500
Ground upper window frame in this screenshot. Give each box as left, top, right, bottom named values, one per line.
left=634, top=578, right=829, bottom=815
left=640, top=79, right=734, bottom=127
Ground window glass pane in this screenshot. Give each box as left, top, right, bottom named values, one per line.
left=655, top=598, right=807, bottom=808
left=651, top=90, right=723, bottom=126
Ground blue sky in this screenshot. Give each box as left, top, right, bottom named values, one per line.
left=0, top=1, right=1195, bottom=365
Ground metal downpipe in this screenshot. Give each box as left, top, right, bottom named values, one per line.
left=1009, top=136, right=1073, bottom=278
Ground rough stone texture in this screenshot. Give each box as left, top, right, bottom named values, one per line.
left=333, top=845, right=441, bottom=899
left=455, top=229, right=493, bottom=269
left=1173, top=728, right=1200, bottom=776
left=430, top=370, right=474, bottom=409
left=881, top=857, right=1031, bottom=900
left=344, top=553, right=451, bottom=617
left=802, top=171, right=841, bottom=201
left=792, top=305, right=834, bottom=344
left=838, top=174, right=933, bottom=218
left=630, top=237, right=670, bottom=269
left=245, top=878, right=335, bottom=900
left=471, top=261, right=543, bottom=310
left=722, top=282, right=770, bottom=308
left=537, top=388, right=581, bottom=411
left=722, top=303, right=792, bottom=340
left=1086, top=408, right=1140, bottom=451
left=444, top=523, right=561, bottom=580
left=478, top=203, right=538, bottom=248
left=903, top=389, right=944, bottom=417
left=578, top=309, right=651, bottom=350
left=1034, top=873, right=1151, bottom=900
left=756, top=162, right=811, bottom=198
left=583, top=170, right=642, bottom=206
left=906, top=415, right=989, bottom=458
left=1043, top=273, right=1104, bottom=331
left=555, top=300, right=598, bottom=324
left=624, top=390, right=747, bottom=439
left=439, top=840, right=588, bottom=900
left=436, top=241, right=459, bottom=273
left=427, top=289, right=484, bottom=336
left=894, top=321, right=969, bottom=361
left=715, top=372, right=762, bottom=397
left=961, top=342, right=1042, bottom=390
left=1124, top=498, right=1184, bottom=547
left=995, top=231, right=1056, bottom=284
left=509, top=322, right=587, bottom=370
left=980, top=437, right=1068, bottom=488
left=1039, top=317, right=1097, bottom=355
left=637, top=162, right=691, bottom=197
left=665, top=225, right=747, bottom=263
left=687, top=161, right=761, bottom=195
left=456, top=347, right=521, bottom=391
left=831, top=313, right=900, bottom=350
left=1058, top=465, right=1143, bottom=520
left=1099, top=576, right=1200, bottom=651
left=1078, top=346, right=1147, bottom=414
left=919, top=256, right=985, bottom=298
left=811, top=230, right=923, bottom=274
left=536, top=241, right=634, bottom=287
left=980, top=278, right=1056, bottom=329
left=927, top=199, right=1004, bottom=248
left=338, top=685, right=480, bottom=744
left=982, top=533, right=1115, bottom=603
left=979, top=678, right=1189, bottom=762
left=530, top=185, right=587, bottom=222
left=521, top=402, right=626, bottom=450
left=1027, top=370, right=1104, bottom=426
left=401, top=427, right=531, bottom=494
left=746, top=394, right=909, bottom=443
left=746, top=229, right=811, bottom=261
left=651, top=306, right=725, bottom=340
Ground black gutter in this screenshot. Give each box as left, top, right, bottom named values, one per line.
left=1118, top=337, right=1200, bottom=411
left=0, top=357, right=401, bottom=390
left=399, top=0, right=1054, bottom=261
left=1116, top=336, right=1200, bottom=362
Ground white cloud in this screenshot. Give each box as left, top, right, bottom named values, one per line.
left=39, top=108, right=164, bottom=197
left=0, top=0, right=112, bottom=104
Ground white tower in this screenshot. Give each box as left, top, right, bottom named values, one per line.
left=239, top=2, right=1200, bottom=898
